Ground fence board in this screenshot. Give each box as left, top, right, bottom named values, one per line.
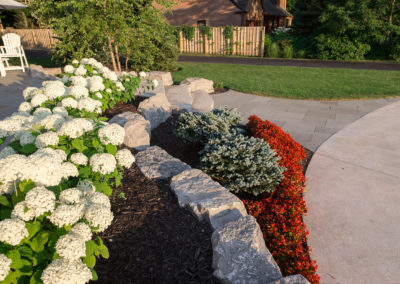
left=1, top=28, right=57, bottom=49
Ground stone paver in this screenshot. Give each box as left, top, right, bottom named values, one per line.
left=304, top=101, right=400, bottom=284
left=212, top=90, right=399, bottom=151
left=0, top=72, right=44, bottom=119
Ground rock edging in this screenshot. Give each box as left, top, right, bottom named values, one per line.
left=113, top=72, right=310, bottom=284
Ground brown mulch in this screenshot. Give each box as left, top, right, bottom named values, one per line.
left=95, top=164, right=218, bottom=284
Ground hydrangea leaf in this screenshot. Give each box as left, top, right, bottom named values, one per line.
left=71, top=138, right=86, bottom=152
left=106, top=144, right=117, bottom=155
left=0, top=195, right=10, bottom=207
left=7, top=249, right=24, bottom=270
left=20, top=144, right=37, bottom=155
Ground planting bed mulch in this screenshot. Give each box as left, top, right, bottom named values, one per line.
left=95, top=164, right=218, bottom=284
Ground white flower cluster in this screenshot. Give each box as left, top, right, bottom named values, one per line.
left=64, top=65, right=75, bottom=74
left=71, top=75, right=88, bottom=87
left=43, top=81, right=67, bottom=99
left=55, top=233, right=86, bottom=260
left=88, top=76, right=105, bottom=92
left=97, top=123, right=125, bottom=145
left=77, top=97, right=102, bottom=113
left=0, top=148, right=77, bottom=195
left=58, top=118, right=94, bottom=139
left=116, top=149, right=135, bottom=168
left=69, top=85, right=89, bottom=99
left=0, top=253, right=11, bottom=281
left=0, top=218, right=29, bottom=246
left=41, top=258, right=92, bottom=284
left=89, top=153, right=117, bottom=175
left=70, top=153, right=88, bottom=166
left=35, top=131, right=59, bottom=148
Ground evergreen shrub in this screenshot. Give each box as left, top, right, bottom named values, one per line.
left=199, top=133, right=285, bottom=195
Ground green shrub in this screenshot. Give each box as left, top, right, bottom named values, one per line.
left=268, top=42, right=280, bottom=58
left=200, top=133, right=285, bottom=195
left=264, top=35, right=272, bottom=57
left=282, top=45, right=294, bottom=58
left=175, top=107, right=242, bottom=144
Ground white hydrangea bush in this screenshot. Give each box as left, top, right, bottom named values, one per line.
left=0, top=58, right=140, bottom=283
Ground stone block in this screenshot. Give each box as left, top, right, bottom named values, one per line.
left=269, top=275, right=310, bottom=284
left=180, top=77, right=214, bottom=93
left=170, top=169, right=247, bottom=228
left=192, top=90, right=214, bottom=112
left=109, top=112, right=138, bottom=127
left=135, top=146, right=190, bottom=180
left=139, top=79, right=165, bottom=98
left=165, top=85, right=192, bottom=112
left=138, top=93, right=171, bottom=130
left=212, top=215, right=282, bottom=283
left=147, top=71, right=173, bottom=86
left=122, top=113, right=151, bottom=149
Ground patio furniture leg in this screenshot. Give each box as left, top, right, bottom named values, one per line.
left=19, top=55, right=25, bottom=72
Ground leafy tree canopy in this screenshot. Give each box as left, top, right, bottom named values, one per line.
left=29, top=0, right=178, bottom=71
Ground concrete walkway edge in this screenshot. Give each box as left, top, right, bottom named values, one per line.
left=304, top=100, right=400, bottom=283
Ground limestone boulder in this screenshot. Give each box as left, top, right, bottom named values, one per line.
left=122, top=113, right=151, bottom=149
left=165, top=85, right=192, bottom=112
left=170, top=169, right=247, bottom=229
left=135, top=146, right=191, bottom=180
left=138, top=93, right=172, bottom=130
left=109, top=112, right=138, bottom=127
left=147, top=71, right=173, bottom=86
left=212, top=215, right=282, bottom=283
left=191, top=90, right=215, bottom=112
left=180, top=77, right=214, bottom=93
left=139, top=79, right=165, bottom=98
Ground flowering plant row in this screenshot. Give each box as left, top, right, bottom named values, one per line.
left=0, top=58, right=147, bottom=283
left=242, top=115, right=320, bottom=283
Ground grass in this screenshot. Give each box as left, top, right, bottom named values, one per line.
left=8, top=57, right=61, bottom=68
left=172, top=62, right=400, bottom=100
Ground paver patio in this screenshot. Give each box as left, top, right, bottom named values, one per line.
left=212, top=90, right=399, bottom=151
left=0, top=72, right=43, bottom=119
left=304, top=100, right=400, bottom=283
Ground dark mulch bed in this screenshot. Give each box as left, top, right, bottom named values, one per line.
left=103, top=97, right=148, bottom=120
left=95, top=164, right=218, bottom=284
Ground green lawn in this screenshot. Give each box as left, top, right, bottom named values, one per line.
left=8, top=57, right=60, bottom=68
left=172, top=62, right=400, bottom=100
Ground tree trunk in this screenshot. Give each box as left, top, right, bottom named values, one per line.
left=125, top=57, right=129, bottom=72
left=386, top=0, right=396, bottom=40
left=114, top=43, right=122, bottom=72
left=108, top=37, right=117, bottom=71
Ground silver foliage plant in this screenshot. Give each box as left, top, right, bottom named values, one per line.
left=175, top=106, right=243, bottom=144
left=199, top=133, right=286, bottom=196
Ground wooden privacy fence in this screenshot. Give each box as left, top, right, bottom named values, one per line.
left=0, top=28, right=57, bottom=49
left=179, top=26, right=265, bottom=57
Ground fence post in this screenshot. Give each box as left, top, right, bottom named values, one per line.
left=260, top=27, right=265, bottom=57
left=179, top=31, right=183, bottom=54
left=49, top=30, right=54, bottom=49
left=31, top=30, right=38, bottom=48
left=203, top=33, right=208, bottom=55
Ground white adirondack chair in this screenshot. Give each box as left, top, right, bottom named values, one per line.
left=0, top=33, right=29, bottom=73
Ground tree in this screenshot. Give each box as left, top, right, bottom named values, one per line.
left=29, top=0, right=178, bottom=70
left=292, top=0, right=400, bottom=60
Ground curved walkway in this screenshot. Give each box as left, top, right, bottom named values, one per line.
left=212, top=90, right=399, bottom=151
left=179, top=55, right=400, bottom=71
left=304, top=101, right=400, bottom=283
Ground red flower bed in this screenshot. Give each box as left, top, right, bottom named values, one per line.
left=242, top=115, right=320, bottom=283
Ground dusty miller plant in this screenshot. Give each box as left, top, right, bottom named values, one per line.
left=200, top=133, right=285, bottom=196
